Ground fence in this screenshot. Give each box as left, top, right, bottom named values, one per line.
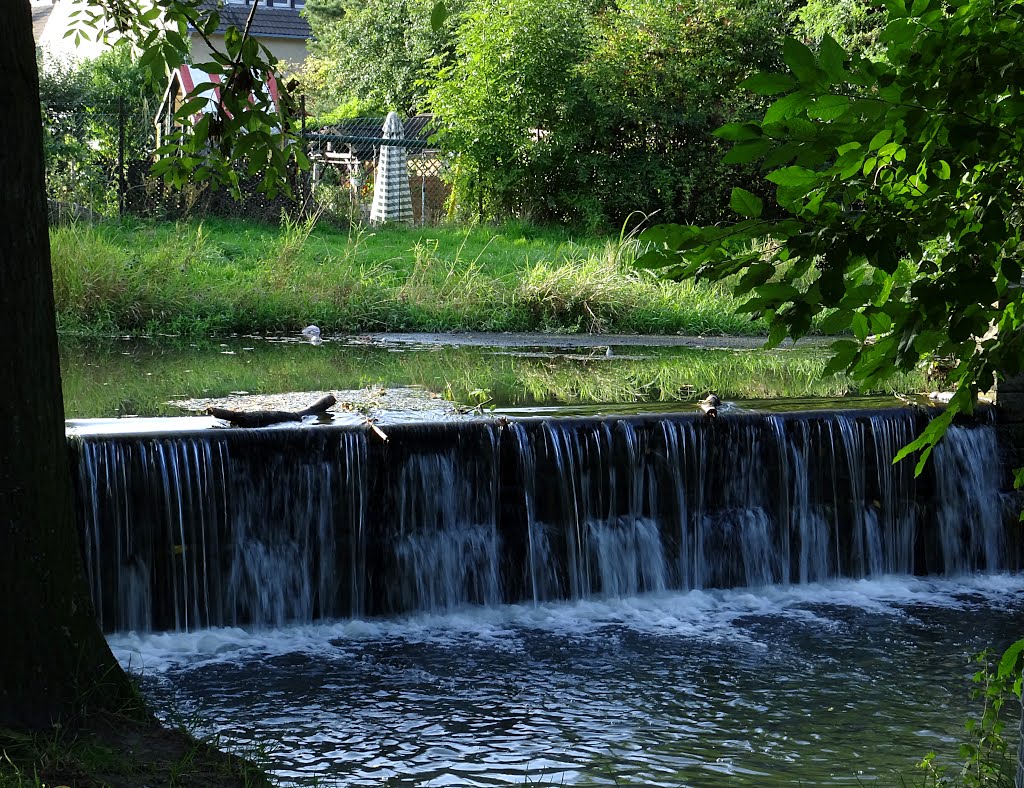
left=303, top=115, right=452, bottom=226
left=45, top=102, right=452, bottom=227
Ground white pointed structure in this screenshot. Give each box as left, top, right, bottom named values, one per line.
left=369, top=112, right=414, bottom=225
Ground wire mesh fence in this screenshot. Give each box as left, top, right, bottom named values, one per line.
left=304, top=115, right=451, bottom=226
left=44, top=103, right=452, bottom=227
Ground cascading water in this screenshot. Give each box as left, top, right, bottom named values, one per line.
left=70, top=408, right=1016, bottom=633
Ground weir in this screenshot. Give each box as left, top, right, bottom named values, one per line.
left=69, top=408, right=1018, bottom=633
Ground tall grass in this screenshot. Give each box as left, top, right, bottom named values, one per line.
left=50, top=217, right=767, bottom=337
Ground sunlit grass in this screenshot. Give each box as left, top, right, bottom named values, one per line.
left=50, top=217, right=766, bottom=337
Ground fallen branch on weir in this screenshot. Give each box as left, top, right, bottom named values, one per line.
left=209, top=394, right=337, bottom=427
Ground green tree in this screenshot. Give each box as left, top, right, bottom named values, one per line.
left=427, top=0, right=596, bottom=220
left=39, top=43, right=153, bottom=214
left=794, top=0, right=887, bottom=57
left=427, top=0, right=791, bottom=228
left=303, top=0, right=465, bottom=118
left=570, top=0, right=791, bottom=226
left=639, top=0, right=1024, bottom=472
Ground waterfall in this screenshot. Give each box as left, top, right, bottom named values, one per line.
left=70, top=409, right=1016, bottom=632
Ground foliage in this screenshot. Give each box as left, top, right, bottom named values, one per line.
left=569, top=0, right=791, bottom=226
left=427, top=0, right=792, bottom=229
left=37, top=43, right=153, bottom=215
left=917, top=650, right=1017, bottom=787
left=637, top=0, right=1024, bottom=475
left=71, top=0, right=308, bottom=199
left=426, top=0, right=596, bottom=222
left=794, top=0, right=888, bottom=58
left=302, top=0, right=466, bottom=117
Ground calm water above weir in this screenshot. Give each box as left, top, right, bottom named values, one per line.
left=113, top=576, right=1024, bottom=786
left=60, top=333, right=926, bottom=418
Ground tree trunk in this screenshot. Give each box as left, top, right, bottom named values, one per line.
left=0, top=1, right=135, bottom=728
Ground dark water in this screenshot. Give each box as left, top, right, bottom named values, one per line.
left=112, top=577, right=1024, bottom=786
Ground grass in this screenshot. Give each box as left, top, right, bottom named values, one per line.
left=49, top=216, right=762, bottom=337
left=0, top=711, right=271, bottom=787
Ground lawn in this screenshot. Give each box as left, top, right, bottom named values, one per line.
left=49, top=216, right=765, bottom=337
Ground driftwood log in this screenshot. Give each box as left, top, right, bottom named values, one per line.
left=209, top=394, right=337, bottom=428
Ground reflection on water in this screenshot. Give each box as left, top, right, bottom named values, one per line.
left=113, top=577, right=1024, bottom=787
left=60, top=334, right=925, bottom=419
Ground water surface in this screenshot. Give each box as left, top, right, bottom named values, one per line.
left=112, top=576, right=1024, bottom=786
left=60, top=334, right=925, bottom=419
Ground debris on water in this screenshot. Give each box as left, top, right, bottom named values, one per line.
left=168, top=386, right=459, bottom=423
left=301, top=325, right=323, bottom=346
left=700, top=393, right=721, bottom=418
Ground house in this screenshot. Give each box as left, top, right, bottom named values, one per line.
left=154, top=64, right=283, bottom=149
left=33, top=0, right=312, bottom=70
left=190, top=0, right=312, bottom=71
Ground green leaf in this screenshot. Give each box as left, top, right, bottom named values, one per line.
left=763, top=90, right=811, bottom=124
left=818, top=35, right=847, bottom=81
left=431, top=1, right=448, bottom=33
left=730, top=188, right=764, bottom=218
left=783, top=37, right=818, bottom=86
left=997, top=639, right=1024, bottom=687
left=807, top=95, right=851, bottom=121
left=868, top=129, right=892, bottom=150
left=741, top=72, right=797, bottom=96
left=714, top=122, right=763, bottom=142
left=852, top=311, right=869, bottom=341
left=766, top=166, right=819, bottom=188
left=723, top=138, right=774, bottom=164
left=823, top=339, right=860, bottom=375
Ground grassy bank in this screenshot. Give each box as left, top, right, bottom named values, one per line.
left=50, top=217, right=764, bottom=337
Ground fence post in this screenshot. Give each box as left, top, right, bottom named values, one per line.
left=117, top=96, right=126, bottom=218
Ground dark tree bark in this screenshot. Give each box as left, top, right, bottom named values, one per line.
left=0, top=1, right=135, bottom=728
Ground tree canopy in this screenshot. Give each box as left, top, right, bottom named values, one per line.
left=637, top=0, right=1024, bottom=473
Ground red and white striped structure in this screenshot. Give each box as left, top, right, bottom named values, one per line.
left=155, top=64, right=282, bottom=146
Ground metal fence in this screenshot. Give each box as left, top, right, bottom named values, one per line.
left=304, top=115, right=452, bottom=226
left=44, top=104, right=452, bottom=227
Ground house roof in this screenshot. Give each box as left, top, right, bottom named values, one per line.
left=31, top=1, right=55, bottom=42
left=196, top=1, right=311, bottom=40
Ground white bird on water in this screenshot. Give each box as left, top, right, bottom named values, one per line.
left=301, top=325, right=323, bottom=346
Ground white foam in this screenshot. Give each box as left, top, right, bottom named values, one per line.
left=107, top=574, right=1024, bottom=675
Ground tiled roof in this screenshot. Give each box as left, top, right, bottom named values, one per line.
left=197, top=1, right=311, bottom=40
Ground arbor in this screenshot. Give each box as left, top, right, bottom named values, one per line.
left=639, top=0, right=1024, bottom=472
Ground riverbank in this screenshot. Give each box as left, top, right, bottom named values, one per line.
left=0, top=711, right=269, bottom=787
left=50, top=218, right=764, bottom=337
